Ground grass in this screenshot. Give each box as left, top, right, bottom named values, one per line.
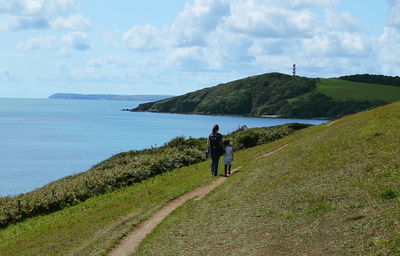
left=135, top=102, right=400, bottom=255
left=0, top=125, right=303, bottom=255
left=0, top=160, right=215, bottom=256
left=1, top=102, right=399, bottom=255
left=0, top=124, right=300, bottom=228
left=316, top=78, right=400, bottom=102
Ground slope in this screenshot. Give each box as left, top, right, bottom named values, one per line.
left=316, top=78, right=400, bottom=102
left=131, top=72, right=400, bottom=119
left=0, top=125, right=303, bottom=255
left=135, top=102, right=400, bottom=255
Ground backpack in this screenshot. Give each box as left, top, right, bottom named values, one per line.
left=209, top=133, right=222, bottom=151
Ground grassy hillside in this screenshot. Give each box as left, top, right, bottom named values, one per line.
left=136, top=102, right=400, bottom=255
left=316, top=78, right=400, bottom=102
left=131, top=73, right=400, bottom=119
left=1, top=103, right=398, bottom=255
left=133, top=73, right=316, bottom=116
left=0, top=126, right=305, bottom=256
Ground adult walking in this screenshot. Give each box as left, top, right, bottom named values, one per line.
left=208, top=124, right=223, bottom=176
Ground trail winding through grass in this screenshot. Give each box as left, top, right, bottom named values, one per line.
left=108, top=166, right=242, bottom=256
left=108, top=142, right=291, bottom=256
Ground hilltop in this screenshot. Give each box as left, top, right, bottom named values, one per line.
left=49, top=93, right=174, bottom=101
left=0, top=102, right=399, bottom=255
left=130, top=73, right=400, bottom=119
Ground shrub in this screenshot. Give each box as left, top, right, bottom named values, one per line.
left=235, top=130, right=260, bottom=149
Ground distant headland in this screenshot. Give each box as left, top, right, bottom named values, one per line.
left=48, top=93, right=174, bottom=101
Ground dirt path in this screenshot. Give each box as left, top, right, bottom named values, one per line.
left=108, top=142, right=290, bottom=256
left=326, top=120, right=338, bottom=127
left=108, top=166, right=242, bottom=256
left=255, top=143, right=289, bottom=159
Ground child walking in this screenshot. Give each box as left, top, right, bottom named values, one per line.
left=223, top=140, right=234, bottom=177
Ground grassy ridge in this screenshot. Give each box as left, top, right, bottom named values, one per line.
left=317, top=78, right=400, bottom=102
left=135, top=102, right=400, bottom=255
left=0, top=124, right=305, bottom=228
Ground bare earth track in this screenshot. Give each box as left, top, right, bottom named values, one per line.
left=108, top=143, right=289, bottom=256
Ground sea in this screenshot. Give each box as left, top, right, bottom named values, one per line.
left=0, top=98, right=326, bottom=196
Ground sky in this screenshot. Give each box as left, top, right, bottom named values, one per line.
left=0, top=0, right=398, bottom=98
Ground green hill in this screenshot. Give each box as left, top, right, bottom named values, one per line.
left=0, top=102, right=399, bottom=255
left=136, top=102, right=400, bottom=255
left=131, top=73, right=400, bottom=119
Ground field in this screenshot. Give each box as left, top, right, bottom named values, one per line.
left=316, top=78, right=400, bottom=102
left=136, top=102, right=400, bottom=255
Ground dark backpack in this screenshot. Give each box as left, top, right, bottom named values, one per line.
left=209, top=133, right=222, bottom=151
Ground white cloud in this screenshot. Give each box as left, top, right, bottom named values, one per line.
left=166, top=47, right=210, bottom=71
left=0, top=0, right=75, bottom=16
left=301, top=32, right=374, bottom=58
left=50, top=14, right=90, bottom=30
left=62, top=31, right=91, bottom=51
left=169, top=0, right=230, bottom=46
left=0, top=0, right=91, bottom=31
left=377, top=27, right=400, bottom=74
left=387, top=0, right=400, bottom=28
left=17, top=34, right=56, bottom=50
left=122, top=25, right=162, bottom=51
left=226, top=1, right=319, bottom=38
left=325, top=10, right=359, bottom=31
left=290, top=0, right=338, bottom=8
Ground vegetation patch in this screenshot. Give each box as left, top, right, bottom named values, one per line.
left=380, top=189, right=398, bottom=200
left=306, top=201, right=336, bottom=216
left=339, top=74, right=400, bottom=87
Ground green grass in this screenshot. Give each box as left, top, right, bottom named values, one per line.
left=2, top=103, right=399, bottom=255
left=0, top=127, right=302, bottom=256
left=0, top=161, right=215, bottom=256
left=316, top=78, right=400, bottom=102
left=135, top=102, right=400, bottom=255
left=1, top=124, right=300, bottom=229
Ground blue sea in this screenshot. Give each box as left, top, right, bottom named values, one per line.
left=0, top=98, right=326, bottom=196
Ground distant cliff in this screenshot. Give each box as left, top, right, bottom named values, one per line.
left=49, top=93, right=174, bottom=101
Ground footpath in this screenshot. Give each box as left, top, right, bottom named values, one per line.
left=108, top=143, right=289, bottom=256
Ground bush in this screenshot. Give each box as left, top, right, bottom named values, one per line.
left=235, top=130, right=260, bottom=149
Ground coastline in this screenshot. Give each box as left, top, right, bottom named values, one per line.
left=122, top=109, right=331, bottom=121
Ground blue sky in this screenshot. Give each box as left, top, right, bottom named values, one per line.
left=0, top=0, right=398, bottom=98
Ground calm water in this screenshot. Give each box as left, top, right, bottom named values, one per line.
left=0, top=98, right=326, bottom=196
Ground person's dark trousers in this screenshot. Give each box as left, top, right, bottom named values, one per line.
left=224, top=164, right=232, bottom=176
left=210, top=153, right=220, bottom=176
